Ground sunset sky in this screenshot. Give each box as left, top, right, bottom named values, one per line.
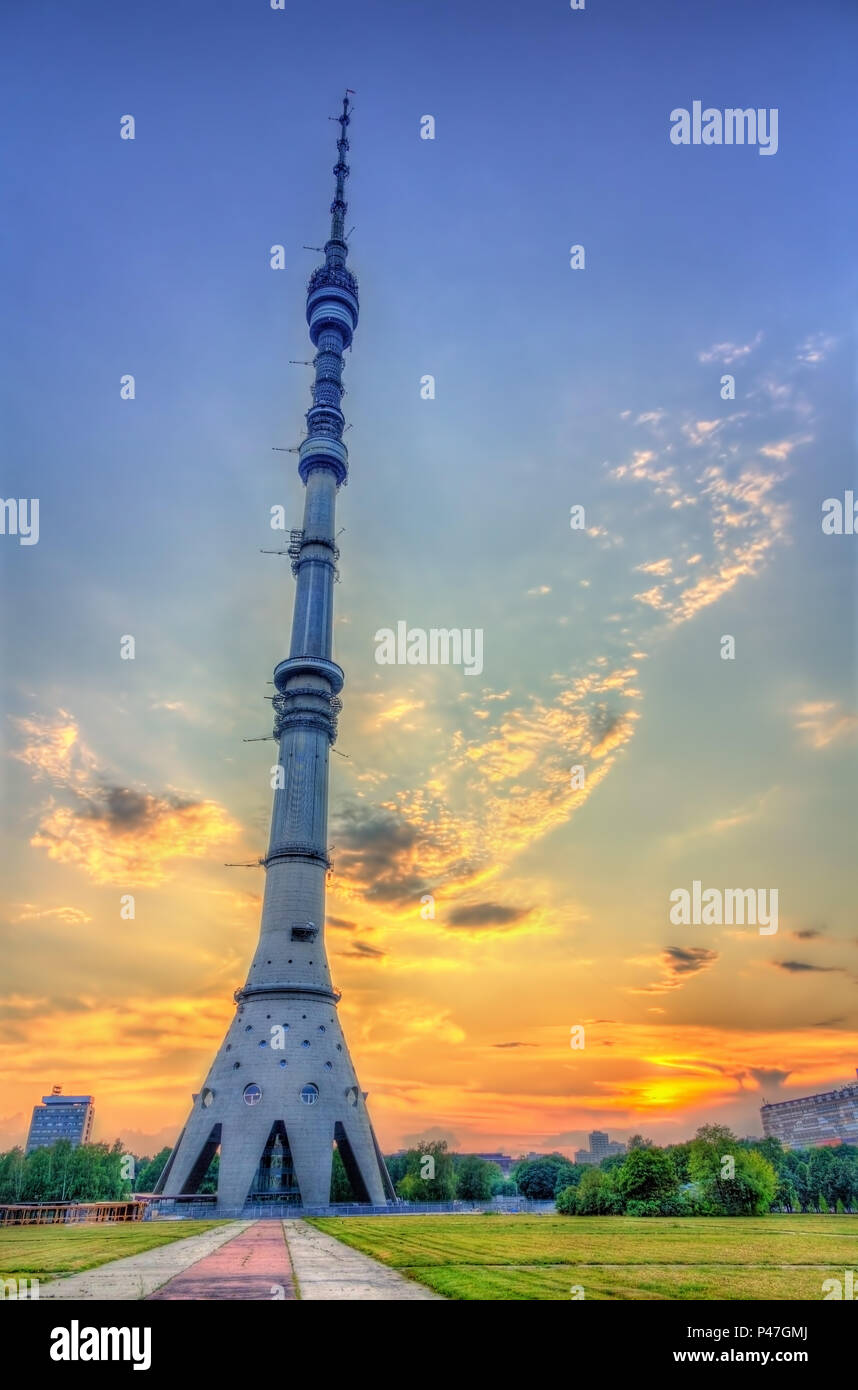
left=2, top=0, right=856, bottom=1160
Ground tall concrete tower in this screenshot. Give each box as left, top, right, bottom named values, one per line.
left=157, top=95, right=395, bottom=1210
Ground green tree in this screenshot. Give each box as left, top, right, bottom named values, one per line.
left=394, top=1140, right=456, bottom=1202
left=512, top=1154, right=577, bottom=1200
left=329, top=1147, right=352, bottom=1202
left=666, top=1142, right=692, bottom=1185
left=134, top=1147, right=172, bottom=1193
left=0, top=1148, right=26, bottom=1202
left=573, top=1167, right=621, bottom=1215
left=616, top=1147, right=679, bottom=1207
left=197, top=1151, right=220, bottom=1196
left=555, top=1183, right=578, bottom=1215
left=384, top=1152, right=408, bottom=1188
left=791, top=1159, right=812, bottom=1212
left=455, top=1155, right=495, bottom=1201
left=22, top=1146, right=54, bottom=1202
left=808, top=1147, right=837, bottom=1212
left=627, top=1134, right=654, bottom=1150
left=689, top=1132, right=777, bottom=1215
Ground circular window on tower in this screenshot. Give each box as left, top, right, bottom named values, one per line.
left=324, top=1062, right=333, bottom=1072
left=317, top=1025, right=326, bottom=1034
left=243, top=1083, right=262, bottom=1106
left=300, top=1084, right=319, bottom=1106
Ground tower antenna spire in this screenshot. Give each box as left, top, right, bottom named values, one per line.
left=327, top=91, right=353, bottom=257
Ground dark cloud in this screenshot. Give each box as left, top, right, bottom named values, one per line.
left=774, top=960, right=839, bottom=974
left=748, top=1067, right=791, bottom=1089
left=633, top=946, right=718, bottom=994
left=326, top=916, right=357, bottom=931
left=663, top=946, right=718, bottom=975
left=340, top=941, right=386, bottom=959
left=329, top=802, right=479, bottom=905
left=77, top=784, right=198, bottom=828
left=492, top=1041, right=537, bottom=1049
left=793, top=929, right=824, bottom=940
left=363, top=875, right=432, bottom=905
left=446, top=903, right=533, bottom=930
left=330, top=805, right=429, bottom=905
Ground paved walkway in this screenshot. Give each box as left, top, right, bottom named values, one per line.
left=148, top=1220, right=295, bottom=1300
left=38, top=1221, right=253, bottom=1301
left=283, top=1220, right=442, bottom=1300
left=38, top=1219, right=443, bottom=1301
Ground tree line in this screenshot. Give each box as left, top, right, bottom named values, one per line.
left=512, top=1127, right=858, bottom=1217
left=0, top=1140, right=131, bottom=1203
left=4, top=1128, right=856, bottom=1213
left=384, top=1142, right=517, bottom=1201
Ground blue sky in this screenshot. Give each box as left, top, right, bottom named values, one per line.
left=1, top=0, right=856, bottom=1154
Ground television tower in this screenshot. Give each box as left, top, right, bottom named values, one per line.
left=157, top=95, right=395, bottom=1209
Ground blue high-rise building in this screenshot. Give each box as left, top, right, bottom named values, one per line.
left=26, top=1090, right=94, bottom=1153
left=157, top=96, right=394, bottom=1210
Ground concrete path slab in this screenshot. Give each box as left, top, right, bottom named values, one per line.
left=39, top=1221, right=253, bottom=1301
left=283, top=1220, right=443, bottom=1300
left=148, top=1220, right=295, bottom=1300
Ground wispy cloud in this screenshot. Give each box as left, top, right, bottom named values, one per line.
left=698, top=332, right=763, bottom=365
left=796, top=333, right=836, bottom=365
left=376, top=697, right=426, bottom=726
left=11, top=904, right=92, bottom=925
left=793, top=700, right=858, bottom=750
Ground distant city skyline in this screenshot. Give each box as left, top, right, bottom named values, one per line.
left=13, top=1078, right=858, bottom=1160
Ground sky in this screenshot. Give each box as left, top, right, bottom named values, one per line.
left=1, top=0, right=856, bottom=1161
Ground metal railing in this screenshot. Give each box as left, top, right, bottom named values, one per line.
left=146, top=1197, right=555, bottom=1221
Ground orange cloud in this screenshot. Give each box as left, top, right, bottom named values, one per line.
left=11, top=713, right=237, bottom=886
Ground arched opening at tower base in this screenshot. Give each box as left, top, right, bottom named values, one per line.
left=182, top=1123, right=221, bottom=1195
left=331, top=1121, right=371, bottom=1203
left=249, top=1122, right=301, bottom=1204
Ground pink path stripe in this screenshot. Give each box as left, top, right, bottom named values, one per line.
left=147, top=1221, right=296, bottom=1301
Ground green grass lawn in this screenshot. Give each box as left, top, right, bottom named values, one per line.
left=309, top=1214, right=858, bottom=1300
left=0, top=1221, right=227, bottom=1284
